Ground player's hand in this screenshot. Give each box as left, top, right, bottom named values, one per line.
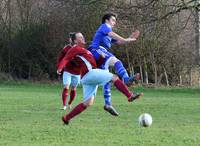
left=130, top=30, right=140, bottom=40
left=57, top=69, right=62, bottom=75
left=125, top=38, right=136, bottom=42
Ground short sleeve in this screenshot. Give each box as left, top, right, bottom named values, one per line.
left=100, top=24, right=112, bottom=35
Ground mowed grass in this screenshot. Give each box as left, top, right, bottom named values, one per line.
left=0, top=82, right=200, bottom=146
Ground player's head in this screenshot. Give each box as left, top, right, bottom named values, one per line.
left=70, top=32, right=86, bottom=46
left=102, top=13, right=117, bottom=27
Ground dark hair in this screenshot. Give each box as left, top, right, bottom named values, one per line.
left=102, top=13, right=117, bottom=24
left=69, top=32, right=76, bottom=44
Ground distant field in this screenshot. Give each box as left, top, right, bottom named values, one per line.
left=0, top=82, right=200, bottom=146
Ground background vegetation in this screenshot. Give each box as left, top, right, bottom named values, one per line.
left=0, top=0, right=199, bottom=86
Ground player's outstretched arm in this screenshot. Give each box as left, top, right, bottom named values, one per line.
left=108, top=30, right=140, bottom=45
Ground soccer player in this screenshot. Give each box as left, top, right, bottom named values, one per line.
left=57, top=32, right=143, bottom=125
left=57, top=33, right=80, bottom=110
left=88, top=13, right=140, bottom=116
left=57, top=33, right=120, bottom=113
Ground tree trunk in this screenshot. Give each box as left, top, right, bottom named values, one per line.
left=130, top=64, right=134, bottom=76
left=194, top=2, right=200, bottom=65
left=179, top=75, right=182, bottom=86
left=140, top=64, right=143, bottom=83
left=131, top=65, right=134, bottom=76
left=7, top=0, right=11, bottom=73
left=145, top=71, right=149, bottom=84
left=153, top=63, right=158, bottom=85
left=143, top=57, right=148, bottom=84
left=157, top=73, right=163, bottom=85
left=163, top=67, right=169, bottom=86
left=189, top=68, right=192, bottom=86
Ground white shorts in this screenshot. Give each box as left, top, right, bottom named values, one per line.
left=63, top=71, right=80, bottom=87
left=80, top=69, right=113, bottom=102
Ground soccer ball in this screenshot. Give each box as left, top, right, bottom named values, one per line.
left=138, top=113, right=152, bottom=127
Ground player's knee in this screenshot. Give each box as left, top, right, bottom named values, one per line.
left=83, top=97, right=94, bottom=107
left=63, top=85, right=69, bottom=89
left=109, top=57, right=119, bottom=66
left=71, top=86, right=76, bottom=90
left=112, top=74, right=119, bottom=82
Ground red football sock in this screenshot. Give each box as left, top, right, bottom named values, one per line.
left=114, top=79, right=132, bottom=98
left=62, top=88, right=68, bottom=106
left=63, top=103, right=87, bottom=121
left=68, top=89, right=76, bottom=105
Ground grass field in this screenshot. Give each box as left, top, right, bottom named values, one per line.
left=0, top=81, right=200, bottom=146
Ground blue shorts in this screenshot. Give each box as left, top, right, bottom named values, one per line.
left=63, top=71, right=80, bottom=87
left=89, top=46, right=115, bottom=69
left=80, top=69, right=113, bottom=102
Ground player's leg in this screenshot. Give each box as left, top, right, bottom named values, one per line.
left=62, top=71, right=71, bottom=110
left=82, top=69, right=143, bottom=102
left=98, top=48, right=119, bottom=116
left=99, top=47, right=140, bottom=85
left=68, top=75, right=80, bottom=109
left=68, top=86, right=75, bottom=109
left=109, top=57, right=140, bottom=85
left=62, top=84, right=98, bottom=125
left=93, top=68, right=143, bottom=101
left=62, top=96, right=94, bottom=125
left=111, top=74, right=143, bottom=102
left=103, top=82, right=119, bottom=116
left=103, top=82, right=111, bottom=106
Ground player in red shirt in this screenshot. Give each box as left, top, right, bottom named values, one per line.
left=57, top=32, right=143, bottom=125
left=57, top=33, right=81, bottom=110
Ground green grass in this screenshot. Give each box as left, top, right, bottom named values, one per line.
left=0, top=82, right=200, bottom=146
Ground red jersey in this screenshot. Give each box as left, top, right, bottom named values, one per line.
left=57, top=45, right=97, bottom=78
left=57, top=45, right=80, bottom=75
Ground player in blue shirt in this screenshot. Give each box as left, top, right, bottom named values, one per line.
left=88, top=13, right=140, bottom=116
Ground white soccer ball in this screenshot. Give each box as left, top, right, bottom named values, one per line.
left=138, top=113, right=152, bottom=127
